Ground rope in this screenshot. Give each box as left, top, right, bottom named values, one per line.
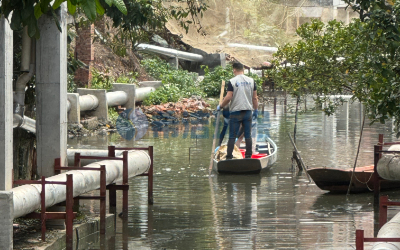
left=346, top=111, right=366, bottom=196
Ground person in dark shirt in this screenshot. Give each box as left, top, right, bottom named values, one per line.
left=217, top=62, right=258, bottom=159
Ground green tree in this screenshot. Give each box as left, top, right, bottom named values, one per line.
left=0, top=0, right=127, bottom=38
left=0, top=0, right=206, bottom=41
left=273, top=2, right=400, bottom=136
left=272, top=19, right=363, bottom=114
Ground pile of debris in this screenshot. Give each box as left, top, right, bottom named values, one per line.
left=140, top=96, right=214, bottom=126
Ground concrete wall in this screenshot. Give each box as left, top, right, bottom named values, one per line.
left=36, top=5, right=68, bottom=177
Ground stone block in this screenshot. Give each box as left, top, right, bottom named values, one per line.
left=138, top=81, right=163, bottom=89
left=67, top=93, right=80, bottom=124
left=77, top=88, right=108, bottom=122
left=112, top=83, right=136, bottom=111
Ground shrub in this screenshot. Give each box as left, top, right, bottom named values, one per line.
left=201, top=65, right=234, bottom=97
left=91, top=68, right=114, bottom=90
left=141, top=58, right=203, bottom=105
left=116, top=72, right=138, bottom=84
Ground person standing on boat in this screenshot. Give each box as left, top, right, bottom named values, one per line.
left=217, top=62, right=258, bottom=159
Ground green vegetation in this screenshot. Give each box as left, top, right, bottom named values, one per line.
left=142, top=58, right=201, bottom=105
left=91, top=68, right=115, bottom=90
left=272, top=0, right=400, bottom=136
left=142, top=58, right=264, bottom=106
left=116, top=72, right=138, bottom=84
left=201, top=65, right=234, bottom=97
left=108, top=107, right=119, bottom=125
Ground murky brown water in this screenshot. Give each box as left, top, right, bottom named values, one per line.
left=69, top=97, right=400, bottom=250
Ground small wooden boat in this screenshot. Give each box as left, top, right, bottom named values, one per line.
left=213, top=135, right=277, bottom=174
left=308, top=165, right=400, bottom=193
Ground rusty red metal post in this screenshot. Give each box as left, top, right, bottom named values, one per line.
left=108, top=145, right=116, bottom=157
left=66, top=174, right=74, bottom=250
left=380, top=196, right=389, bottom=230
left=356, top=230, right=364, bottom=250
left=122, top=151, right=129, bottom=216
left=148, top=146, right=154, bottom=205
left=74, top=152, right=81, bottom=168
left=41, top=176, right=46, bottom=242
left=108, top=185, right=117, bottom=214
left=100, top=165, right=106, bottom=234
left=54, top=158, right=61, bottom=175
left=374, top=145, right=381, bottom=204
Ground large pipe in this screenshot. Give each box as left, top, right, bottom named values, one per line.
left=79, top=94, right=99, bottom=111
left=377, top=145, right=400, bottom=180
left=135, top=87, right=155, bottom=102
left=12, top=150, right=151, bottom=218
left=106, top=91, right=128, bottom=107
left=67, top=149, right=125, bottom=166
left=137, top=44, right=204, bottom=62
left=13, top=114, right=36, bottom=134
left=372, top=212, right=400, bottom=249
left=227, top=43, right=278, bottom=53
left=15, top=28, right=35, bottom=115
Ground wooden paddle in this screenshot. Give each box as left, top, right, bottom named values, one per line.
left=209, top=80, right=225, bottom=173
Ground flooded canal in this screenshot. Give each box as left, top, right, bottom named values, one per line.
left=69, top=97, right=400, bottom=249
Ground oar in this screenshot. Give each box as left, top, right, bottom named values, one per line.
left=288, top=132, right=311, bottom=182
left=209, top=80, right=225, bottom=173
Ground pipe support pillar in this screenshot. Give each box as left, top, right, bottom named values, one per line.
left=36, top=4, right=68, bottom=176
left=77, top=88, right=108, bottom=121
left=0, top=191, right=13, bottom=250
left=0, top=15, right=13, bottom=191
left=112, top=83, right=136, bottom=110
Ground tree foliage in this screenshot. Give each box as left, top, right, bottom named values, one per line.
left=0, top=0, right=206, bottom=40
left=0, top=0, right=127, bottom=38
left=272, top=0, right=400, bottom=136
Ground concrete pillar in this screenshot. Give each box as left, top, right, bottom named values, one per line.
left=168, top=57, right=179, bottom=69
left=36, top=4, right=68, bottom=177
left=67, top=93, right=80, bottom=124
left=0, top=191, right=13, bottom=249
left=220, top=53, right=226, bottom=68
left=0, top=16, right=13, bottom=191
left=77, top=88, right=108, bottom=121
left=0, top=16, right=13, bottom=250
left=113, top=83, right=136, bottom=110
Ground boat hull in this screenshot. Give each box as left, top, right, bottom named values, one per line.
left=213, top=137, right=277, bottom=174
left=308, top=166, right=400, bottom=193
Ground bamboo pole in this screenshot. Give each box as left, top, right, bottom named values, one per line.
left=209, top=81, right=226, bottom=173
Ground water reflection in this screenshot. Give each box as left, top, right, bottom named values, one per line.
left=68, top=96, right=400, bottom=250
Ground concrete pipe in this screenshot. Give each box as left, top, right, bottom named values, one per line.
left=107, top=91, right=128, bottom=107
left=137, top=44, right=204, bottom=62
left=372, top=212, right=400, bottom=250
left=80, top=94, right=99, bottom=111
left=135, top=87, right=155, bottom=102
left=67, top=149, right=125, bottom=166
left=13, top=114, right=36, bottom=134
left=227, top=43, right=278, bottom=53
left=13, top=150, right=151, bottom=218
left=377, top=145, right=400, bottom=181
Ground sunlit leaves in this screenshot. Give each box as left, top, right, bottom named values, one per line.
left=112, top=0, right=127, bottom=15
left=0, top=0, right=127, bottom=38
